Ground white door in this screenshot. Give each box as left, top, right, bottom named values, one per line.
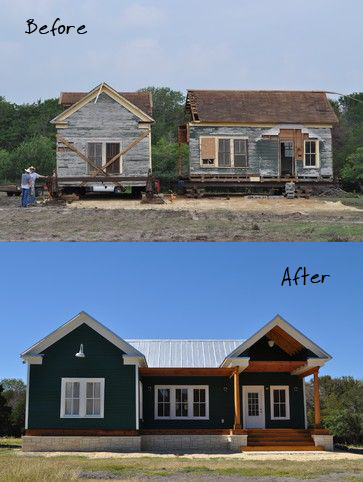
left=243, top=386, right=265, bottom=429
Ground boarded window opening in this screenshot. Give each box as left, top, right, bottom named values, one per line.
left=201, top=138, right=216, bottom=165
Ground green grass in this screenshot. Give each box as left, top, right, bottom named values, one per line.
left=266, top=222, right=363, bottom=242
left=0, top=444, right=362, bottom=481
left=329, top=195, right=363, bottom=209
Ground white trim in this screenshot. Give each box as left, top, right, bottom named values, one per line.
left=135, top=365, right=139, bottom=430
left=291, top=358, right=327, bottom=376
left=22, top=355, right=43, bottom=365
left=51, top=83, right=154, bottom=124
left=154, top=385, right=209, bottom=420
left=270, top=386, right=290, bottom=421
left=223, top=357, right=250, bottom=371
left=21, top=312, right=147, bottom=366
left=304, top=139, right=320, bottom=168
left=242, top=386, right=266, bottom=429
left=139, top=380, right=143, bottom=421
left=222, top=315, right=332, bottom=366
left=60, top=378, right=105, bottom=419
left=25, top=363, right=30, bottom=430
left=303, top=380, right=308, bottom=429
left=199, top=136, right=249, bottom=169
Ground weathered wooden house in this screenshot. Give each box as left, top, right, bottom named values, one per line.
left=179, top=90, right=338, bottom=191
left=21, top=312, right=334, bottom=453
left=50, top=83, right=154, bottom=194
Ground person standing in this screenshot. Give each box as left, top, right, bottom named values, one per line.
left=28, top=167, right=47, bottom=206
left=20, top=169, right=32, bottom=208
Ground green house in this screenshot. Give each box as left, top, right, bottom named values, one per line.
left=21, top=312, right=334, bottom=453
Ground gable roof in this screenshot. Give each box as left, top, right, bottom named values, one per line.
left=221, top=315, right=332, bottom=367
left=186, top=90, right=338, bottom=124
left=21, top=311, right=146, bottom=362
left=51, top=83, right=154, bottom=125
left=126, top=340, right=245, bottom=368
left=59, top=91, right=153, bottom=117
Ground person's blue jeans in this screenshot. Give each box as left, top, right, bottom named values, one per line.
left=29, top=191, right=36, bottom=205
left=21, top=188, right=30, bottom=207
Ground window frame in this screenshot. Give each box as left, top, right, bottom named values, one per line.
left=199, top=137, right=249, bottom=169
left=304, top=140, right=320, bottom=169
left=270, top=385, right=290, bottom=421
left=86, top=140, right=123, bottom=174
left=154, top=385, right=209, bottom=420
left=60, top=378, right=105, bottom=419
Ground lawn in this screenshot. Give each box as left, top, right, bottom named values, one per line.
left=0, top=440, right=363, bottom=481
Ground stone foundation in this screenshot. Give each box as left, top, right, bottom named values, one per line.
left=311, top=434, right=334, bottom=451
left=22, top=436, right=141, bottom=453
left=22, top=434, right=247, bottom=453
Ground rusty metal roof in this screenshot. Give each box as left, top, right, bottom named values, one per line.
left=59, top=91, right=153, bottom=116
left=186, top=90, right=338, bottom=124
left=126, top=340, right=245, bottom=368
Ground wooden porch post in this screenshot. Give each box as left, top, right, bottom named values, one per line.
left=314, top=369, right=321, bottom=428
left=233, top=368, right=241, bottom=430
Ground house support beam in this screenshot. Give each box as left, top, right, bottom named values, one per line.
left=314, top=369, right=321, bottom=429
left=233, top=368, right=241, bottom=430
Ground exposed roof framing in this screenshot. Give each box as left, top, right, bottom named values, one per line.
left=51, top=83, right=154, bottom=125
left=221, top=315, right=332, bottom=367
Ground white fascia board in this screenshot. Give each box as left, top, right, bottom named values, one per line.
left=20, top=311, right=146, bottom=362
left=22, top=355, right=43, bottom=365
left=291, top=358, right=327, bottom=376
left=222, top=357, right=250, bottom=371
left=51, top=82, right=154, bottom=124
left=223, top=315, right=332, bottom=363
left=123, top=355, right=147, bottom=368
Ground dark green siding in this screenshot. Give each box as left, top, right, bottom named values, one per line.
left=141, top=374, right=305, bottom=430
left=28, top=323, right=136, bottom=429
left=141, top=377, right=234, bottom=429
left=240, top=373, right=305, bottom=429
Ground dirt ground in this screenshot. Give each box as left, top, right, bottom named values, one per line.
left=0, top=193, right=362, bottom=242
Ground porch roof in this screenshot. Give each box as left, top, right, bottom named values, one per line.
left=126, top=340, right=245, bottom=368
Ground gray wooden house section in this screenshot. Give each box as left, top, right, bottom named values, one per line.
left=189, top=126, right=333, bottom=178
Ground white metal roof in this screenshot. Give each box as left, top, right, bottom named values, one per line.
left=126, top=340, right=245, bottom=368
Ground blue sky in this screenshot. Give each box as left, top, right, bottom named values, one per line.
left=1, top=0, right=363, bottom=103
left=0, top=243, right=361, bottom=381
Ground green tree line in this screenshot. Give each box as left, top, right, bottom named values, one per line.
left=0, top=90, right=362, bottom=186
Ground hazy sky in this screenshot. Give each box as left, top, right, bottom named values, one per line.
left=1, top=243, right=362, bottom=381
left=1, top=0, right=363, bottom=103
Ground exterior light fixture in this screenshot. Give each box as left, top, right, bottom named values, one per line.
left=75, top=344, right=85, bottom=358
left=268, top=340, right=275, bottom=348
left=223, top=387, right=228, bottom=392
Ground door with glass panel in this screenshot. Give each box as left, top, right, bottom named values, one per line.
left=242, top=386, right=265, bottom=429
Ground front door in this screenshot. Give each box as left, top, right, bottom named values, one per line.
left=280, top=141, right=294, bottom=177
left=243, top=386, right=265, bottom=429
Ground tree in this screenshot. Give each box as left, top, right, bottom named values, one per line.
left=152, top=139, right=189, bottom=185
left=341, top=147, right=363, bottom=184
left=139, top=87, right=185, bottom=144
left=1, top=379, right=26, bottom=437
left=0, top=384, right=12, bottom=436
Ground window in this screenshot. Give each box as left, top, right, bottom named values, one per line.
left=87, top=143, right=102, bottom=171
left=234, top=139, right=248, bottom=167
left=61, top=379, right=105, bottom=418
left=304, top=140, right=319, bottom=167
left=248, top=392, right=259, bottom=417
left=218, top=139, right=231, bottom=167
left=155, top=386, right=209, bottom=420
left=270, top=386, right=290, bottom=420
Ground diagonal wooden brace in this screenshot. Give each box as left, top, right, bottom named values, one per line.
left=102, top=130, right=150, bottom=172
left=57, top=136, right=108, bottom=177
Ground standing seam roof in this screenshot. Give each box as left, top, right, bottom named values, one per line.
left=126, top=340, right=245, bottom=368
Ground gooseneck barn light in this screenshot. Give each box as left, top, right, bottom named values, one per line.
left=75, top=344, right=85, bottom=358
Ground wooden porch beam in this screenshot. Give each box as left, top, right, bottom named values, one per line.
left=233, top=368, right=241, bottom=430
left=314, top=369, right=321, bottom=429
left=244, top=361, right=304, bottom=373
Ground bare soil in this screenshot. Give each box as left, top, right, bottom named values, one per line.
left=0, top=193, right=362, bottom=242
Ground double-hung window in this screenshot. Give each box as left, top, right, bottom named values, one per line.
left=304, top=140, right=320, bottom=168
left=270, top=386, right=290, bottom=420
left=218, top=139, right=232, bottom=167
left=87, top=142, right=122, bottom=174
left=155, top=386, right=209, bottom=420
left=61, top=378, right=105, bottom=418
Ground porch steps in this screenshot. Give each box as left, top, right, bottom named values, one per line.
left=242, top=429, right=324, bottom=452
